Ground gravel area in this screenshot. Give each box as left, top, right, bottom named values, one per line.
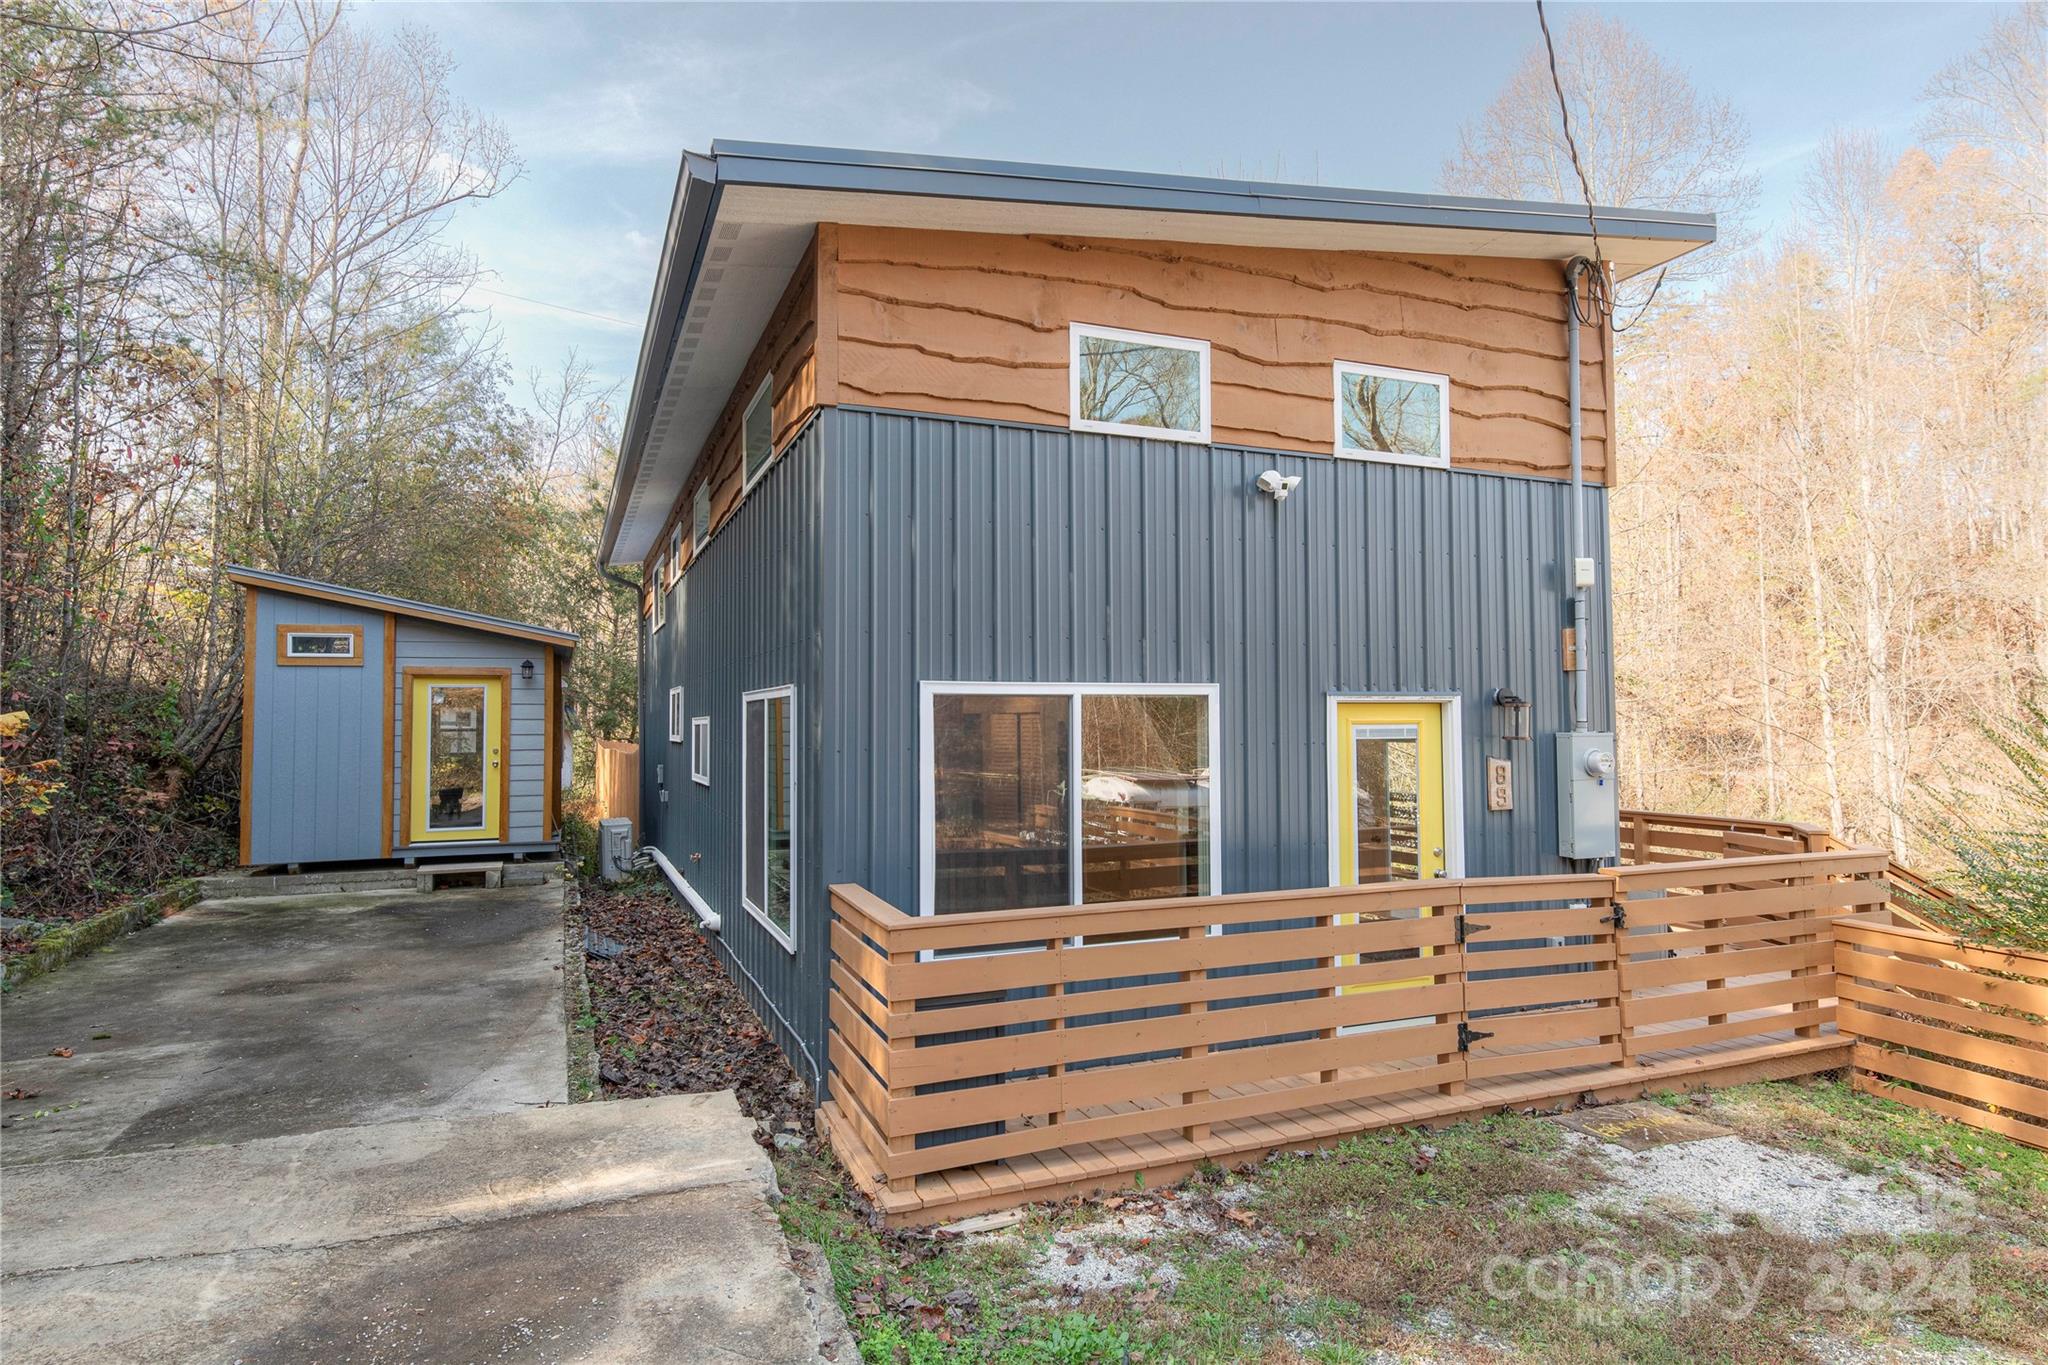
left=1567, top=1131, right=1949, bottom=1239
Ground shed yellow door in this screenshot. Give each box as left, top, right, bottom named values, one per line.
left=1334, top=701, right=1446, bottom=993
left=407, top=676, right=504, bottom=843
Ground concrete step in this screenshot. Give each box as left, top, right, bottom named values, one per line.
left=199, top=860, right=565, bottom=899
left=2, top=1091, right=769, bottom=1274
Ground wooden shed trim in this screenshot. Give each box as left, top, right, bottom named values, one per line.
left=274, top=623, right=364, bottom=666
left=239, top=585, right=256, bottom=865
left=227, top=570, right=576, bottom=649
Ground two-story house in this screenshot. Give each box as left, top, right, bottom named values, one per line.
left=599, top=142, right=1714, bottom=1101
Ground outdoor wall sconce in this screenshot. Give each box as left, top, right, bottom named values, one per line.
left=1493, top=688, right=1531, bottom=741
left=520, top=659, right=536, bottom=683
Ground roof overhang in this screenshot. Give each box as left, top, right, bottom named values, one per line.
left=600, top=141, right=1718, bottom=567
left=227, top=566, right=579, bottom=649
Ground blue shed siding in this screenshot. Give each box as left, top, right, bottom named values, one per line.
left=641, top=416, right=826, bottom=1095
left=390, top=621, right=551, bottom=848
left=248, top=591, right=388, bottom=864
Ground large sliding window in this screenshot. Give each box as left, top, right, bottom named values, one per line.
left=742, top=686, right=796, bottom=950
left=923, top=684, right=1217, bottom=918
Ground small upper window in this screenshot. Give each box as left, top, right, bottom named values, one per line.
left=1334, top=361, right=1449, bottom=467
left=668, top=687, right=685, bottom=743
left=742, top=377, right=775, bottom=489
left=278, top=626, right=362, bottom=665
left=651, top=553, right=667, bottom=631
left=1070, top=323, right=1211, bottom=443
left=690, top=715, right=711, bottom=785
left=668, top=524, right=683, bottom=585
left=692, top=482, right=711, bottom=552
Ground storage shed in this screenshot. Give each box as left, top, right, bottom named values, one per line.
left=230, top=566, right=576, bottom=867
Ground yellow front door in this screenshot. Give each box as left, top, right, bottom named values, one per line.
left=1334, top=701, right=1447, bottom=992
left=407, top=675, right=504, bottom=844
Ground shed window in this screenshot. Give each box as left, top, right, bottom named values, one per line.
left=924, top=685, right=1215, bottom=920
left=742, top=376, right=775, bottom=490
left=692, top=482, right=711, bottom=552
left=668, top=686, right=684, bottom=743
left=691, top=715, right=711, bottom=785
left=742, top=686, right=795, bottom=950
left=1070, top=324, right=1211, bottom=443
left=278, top=626, right=362, bottom=665
left=1334, top=361, right=1450, bottom=467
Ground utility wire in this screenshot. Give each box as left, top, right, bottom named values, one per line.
left=1535, top=0, right=1665, bottom=333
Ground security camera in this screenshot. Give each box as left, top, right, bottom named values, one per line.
left=1256, top=470, right=1303, bottom=501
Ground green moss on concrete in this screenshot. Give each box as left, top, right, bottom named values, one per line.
left=561, top=879, right=600, bottom=1100
left=3, top=880, right=201, bottom=992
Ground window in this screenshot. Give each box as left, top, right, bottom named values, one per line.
left=923, top=684, right=1216, bottom=919
left=668, top=686, right=685, bottom=743
left=278, top=625, right=363, bottom=666
left=742, top=377, right=775, bottom=489
left=1333, top=361, right=1450, bottom=467
left=1070, top=324, right=1211, bottom=443
left=668, top=524, right=683, bottom=585
left=651, top=552, right=667, bottom=631
left=692, top=482, right=711, bottom=552
left=690, top=715, right=711, bottom=785
left=742, top=686, right=795, bottom=950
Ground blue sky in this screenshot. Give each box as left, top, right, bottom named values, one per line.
left=360, top=1, right=2000, bottom=407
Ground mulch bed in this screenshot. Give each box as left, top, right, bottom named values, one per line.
left=578, top=877, right=813, bottom=1142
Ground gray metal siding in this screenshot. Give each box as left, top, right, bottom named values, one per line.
left=248, top=591, right=388, bottom=864
left=641, top=417, right=825, bottom=1094
left=391, top=622, right=552, bottom=848
left=820, top=406, right=1614, bottom=920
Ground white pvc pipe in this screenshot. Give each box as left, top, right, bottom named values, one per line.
left=639, top=845, right=721, bottom=932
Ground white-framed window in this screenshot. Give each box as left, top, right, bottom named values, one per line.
left=741, top=684, right=796, bottom=952
left=667, top=686, right=684, bottom=743
left=651, top=552, right=667, bottom=631
left=278, top=626, right=361, bottom=664
left=690, top=715, right=711, bottom=786
left=919, top=682, right=1219, bottom=925
left=692, top=482, right=711, bottom=552
left=1333, top=360, right=1450, bottom=468
left=1069, top=323, right=1211, bottom=444
left=741, top=376, right=776, bottom=491
left=668, top=524, right=683, bottom=585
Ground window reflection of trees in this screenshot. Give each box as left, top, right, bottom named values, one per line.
left=1079, top=336, right=1201, bottom=431
left=1341, top=373, right=1441, bottom=457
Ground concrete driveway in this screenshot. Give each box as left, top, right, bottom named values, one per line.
left=0, top=884, right=823, bottom=1363
left=1, top=885, right=569, bottom=1162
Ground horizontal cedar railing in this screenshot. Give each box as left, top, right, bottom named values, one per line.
left=1620, top=808, right=1961, bottom=934
left=1834, top=917, right=2048, bottom=1151
left=827, top=850, right=1892, bottom=1194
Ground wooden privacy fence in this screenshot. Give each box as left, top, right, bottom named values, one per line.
left=1835, top=917, right=2048, bottom=1150
left=593, top=739, right=639, bottom=838
left=825, top=849, right=1891, bottom=1216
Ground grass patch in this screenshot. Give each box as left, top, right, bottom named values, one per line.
left=778, top=1090, right=2047, bottom=1363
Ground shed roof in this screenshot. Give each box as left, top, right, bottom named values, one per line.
left=226, top=566, right=578, bottom=649
left=600, top=141, right=1720, bottom=565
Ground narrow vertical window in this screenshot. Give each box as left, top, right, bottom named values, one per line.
left=651, top=553, right=667, bottom=631
left=690, top=715, right=711, bottom=785
left=668, top=687, right=684, bottom=743
left=668, top=524, right=683, bottom=584
left=742, top=686, right=795, bottom=950
left=692, top=482, right=711, bottom=552
left=742, top=377, right=775, bottom=489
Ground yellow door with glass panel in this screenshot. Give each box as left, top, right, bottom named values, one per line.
left=1334, top=701, right=1446, bottom=994
left=407, top=675, right=505, bottom=843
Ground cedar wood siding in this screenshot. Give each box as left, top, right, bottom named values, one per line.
left=829, top=225, right=1613, bottom=483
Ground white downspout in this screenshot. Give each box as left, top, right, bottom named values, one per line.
left=639, top=844, right=720, bottom=932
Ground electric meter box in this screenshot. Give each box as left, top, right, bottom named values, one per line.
left=1555, top=731, right=1620, bottom=860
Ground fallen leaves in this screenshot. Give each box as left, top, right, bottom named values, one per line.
left=4, top=1088, right=38, bottom=1100
left=48, top=1047, right=72, bottom=1058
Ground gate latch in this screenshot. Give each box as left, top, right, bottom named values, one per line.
left=1457, top=1022, right=1495, bottom=1052
left=1604, top=903, right=1627, bottom=931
